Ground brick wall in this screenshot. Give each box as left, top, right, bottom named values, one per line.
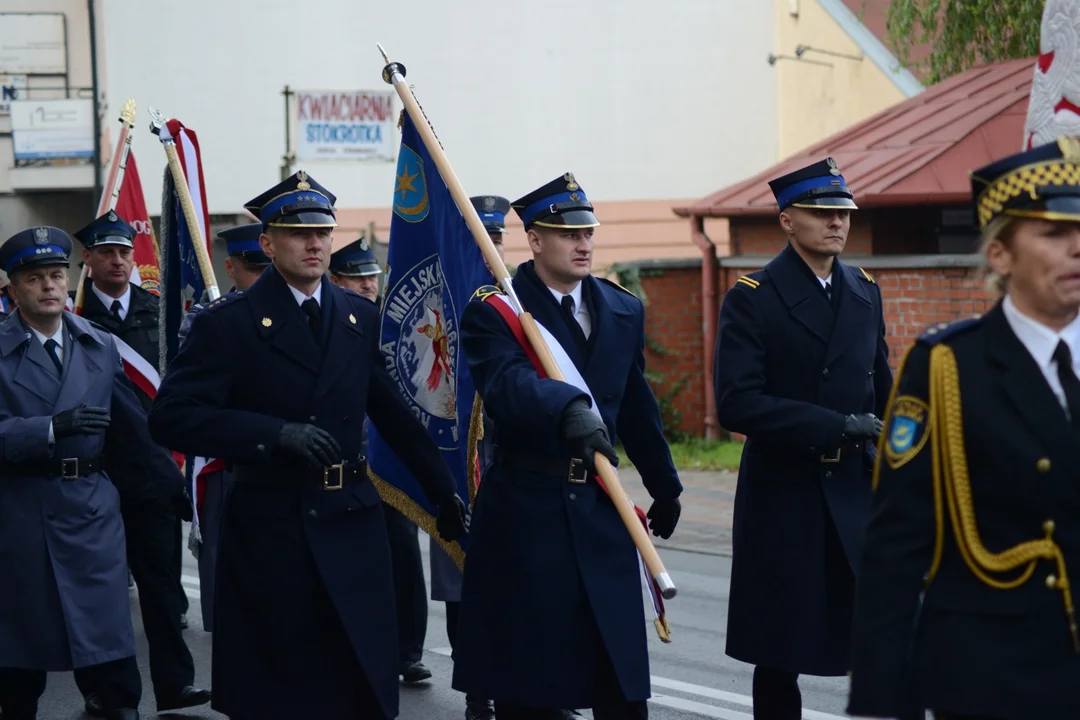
left=635, top=263, right=706, bottom=438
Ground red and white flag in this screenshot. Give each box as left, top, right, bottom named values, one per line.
left=115, top=152, right=162, bottom=295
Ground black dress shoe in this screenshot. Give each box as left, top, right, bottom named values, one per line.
left=156, top=685, right=211, bottom=711
left=84, top=693, right=106, bottom=717
left=399, top=661, right=432, bottom=684
left=464, top=698, right=495, bottom=720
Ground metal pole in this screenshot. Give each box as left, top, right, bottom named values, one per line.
left=87, top=0, right=103, bottom=213
left=281, top=85, right=293, bottom=181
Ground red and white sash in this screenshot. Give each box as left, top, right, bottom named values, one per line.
left=481, top=292, right=670, bottom=641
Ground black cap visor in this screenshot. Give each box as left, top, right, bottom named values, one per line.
left=530, top=208, right=600, bottom=230
left=267, top=211, right=338, bottom=228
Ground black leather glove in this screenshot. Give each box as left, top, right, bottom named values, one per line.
left=436, top=495, right=467, bottom=541
left=52, top=406, right=110, bottom=437
left=275, top=423, right=342, bottom=467
left=647, top=497, right=682, bottom=539
left=173, top=487, right=194, bottom=522
left=843, top=413, right=884, bottom=440
left=559, top=398, right=618, bottom=472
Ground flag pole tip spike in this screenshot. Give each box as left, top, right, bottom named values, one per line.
left=376, top=43, right=390, bottom=63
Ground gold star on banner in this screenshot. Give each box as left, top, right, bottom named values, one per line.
left=396, top=164, right=418, bottom=202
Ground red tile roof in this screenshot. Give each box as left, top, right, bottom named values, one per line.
left=674, top=58, right=1036, bottom=218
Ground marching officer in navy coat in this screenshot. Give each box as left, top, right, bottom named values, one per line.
left=70, top=212, right=209, bottom=716
left=712, top=159, right=891, bottom=719
left=453, top=174, right=683, bottom=720
left=849, top=140, right=1080, bottom=720
left=178, top=222, right=271, bottom=634
left=148, top=171, right=467, bottom=720
left=328, top=235, right=434, bottom=684
left=0, top=226, right=181, bottom=720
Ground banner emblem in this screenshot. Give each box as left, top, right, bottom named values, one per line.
left=393, top=145, right=429, bottom=223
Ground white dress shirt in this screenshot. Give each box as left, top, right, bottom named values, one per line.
left=817, top=272, right=833, bottom=290
left=1002, top=295, right=1080, bottom=416
left=92, top=283, right=131, bottom=321
left=287, top=283, right=321, bottom=307
left=548, top=282, right=592, bottom=339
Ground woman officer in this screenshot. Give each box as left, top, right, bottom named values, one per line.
left=846, top=137, right=1080, bottom=720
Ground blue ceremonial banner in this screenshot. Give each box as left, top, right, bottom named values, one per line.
left=368, top=111, right=491, bottom=564
left=159, top=169, right=208, bottom=370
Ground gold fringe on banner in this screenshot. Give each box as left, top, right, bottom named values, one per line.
left=370, top=468, right=466, bottom=572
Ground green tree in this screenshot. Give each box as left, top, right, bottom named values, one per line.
left=884, top=0, right=1044, bottom=84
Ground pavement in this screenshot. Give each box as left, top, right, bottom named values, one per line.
left=37, top=469, right=864, bottom=720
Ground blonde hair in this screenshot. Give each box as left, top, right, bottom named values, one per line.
left=979, top=214, right=1015, bottom=300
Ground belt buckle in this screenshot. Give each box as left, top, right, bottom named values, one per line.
left=61, top=457, right=79, bottom=480
left=820, top=448, right=842, bottom=464
left=323, top=464, right=344, bottom=491
left=567, top=458, right=588, bottom=484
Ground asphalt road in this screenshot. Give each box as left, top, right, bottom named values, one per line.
left=37, top=512, right=856, bottom=719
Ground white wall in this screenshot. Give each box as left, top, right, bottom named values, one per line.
left=103, top=0, right=776, bottom=215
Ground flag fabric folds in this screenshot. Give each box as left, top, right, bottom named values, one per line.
left=367, top=111, right=491, bottom=565
left=116, top=152, right=162, bottom=295
left=157, top=118, right=221, bottom=551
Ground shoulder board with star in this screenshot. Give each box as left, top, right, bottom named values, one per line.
left=204, top=291, right=246, bottom=313
left=470, top=285, right=503, bottom=303
left=916, top=316, right=983, bottom=346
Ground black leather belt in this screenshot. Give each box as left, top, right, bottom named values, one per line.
left=9, top=456, right=103, bottom=480
left=493, top=446, right=589, bottom=484
left=233, top=458, right=368, bottom=491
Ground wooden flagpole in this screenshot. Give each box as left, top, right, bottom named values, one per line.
left=148, top=108, right=220, bottom=302
left=377, top=45, right=676, bottom=600
left=74, top=97, right=137, bottom=315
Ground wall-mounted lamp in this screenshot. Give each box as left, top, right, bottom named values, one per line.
left=767, top=53, right=833, bottom=68
left=795, top=44, right=864, bottom=62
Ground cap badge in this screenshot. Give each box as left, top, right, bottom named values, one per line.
left=296, top=170, right=311, bottom=191
left=359, top=240, right=369, bottom=252
left=483, top=196, right=496, bottom=212
left=349, top=313, right=357, bottom=324
left=1059, top=137, right=1080, bottom=165
left=261, top=317, right=272, bottom=328
left=827, top=158, right=841, bottom=176
left=564, top=172, right=579, bottom=191
left=568, top=192, right=580, bottom=201
left=34, top=227, right=50, bottom=245
left=107, top=210, right=118, bottom=222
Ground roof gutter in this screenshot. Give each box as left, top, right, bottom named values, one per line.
left=691, top=217, right=720, bottom=440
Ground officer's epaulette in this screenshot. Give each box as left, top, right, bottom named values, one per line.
left=598, top=276, right=637, bottom=298
left=917, top=316, right=983, bottom=346
left=857, top=267, right=875, bottom=284
left=204, top=291, right=245, bottom=313
left=734, top=273, right=766, bottom=290
left=470, top=284, right=503, bottom=303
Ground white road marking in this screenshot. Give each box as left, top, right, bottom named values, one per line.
left=430, top=648, right=850, bottom=719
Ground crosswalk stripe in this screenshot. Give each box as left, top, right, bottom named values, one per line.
left=430, top=648, right=850, bottom=719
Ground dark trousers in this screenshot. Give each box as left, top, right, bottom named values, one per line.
left=174, top=514, right=189, bottom=615
left=752, top=667, right=800, bottom=720
left=76, top=503, right=194, bottom=702
left=446, top=600, right=489, bottom=706
left=0, top=656, right=140, bottom=719
left=383, top=503, right=427, bottom=664
left=494, top=644, right=647, bottom=720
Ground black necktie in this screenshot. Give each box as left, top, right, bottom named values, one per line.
left=110, top=299, right=123, bottom=323
left=43, top=338, right=63, bottom=377
left=561, top=295, right=586, bottom=351
left=301, top=298, right=322, bottom=344
left=1053, top=341, right=1080, bottom=425
left=824, top=282, right=833, bottom=302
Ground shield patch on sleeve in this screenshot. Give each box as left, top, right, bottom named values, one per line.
left=884, top=395, right=930, bottom=470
